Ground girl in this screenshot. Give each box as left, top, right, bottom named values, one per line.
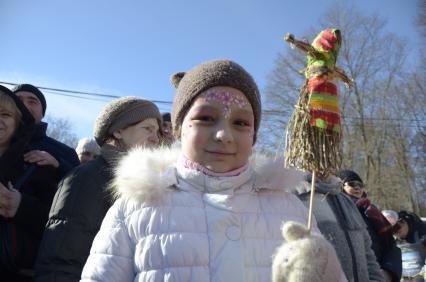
left=81, top=60, right=344, bottom=282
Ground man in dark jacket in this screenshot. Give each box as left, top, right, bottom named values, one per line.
left=35, top=97, right=163, bottom=282
left=13, top=84, right=79, bottom=179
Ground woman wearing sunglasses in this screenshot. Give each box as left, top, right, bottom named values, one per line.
left=337, top=170, right=402, bottom=282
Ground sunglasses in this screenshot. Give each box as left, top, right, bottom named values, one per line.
left=345, top=181, right=365, bottom=188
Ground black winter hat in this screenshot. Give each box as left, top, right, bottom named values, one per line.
left=336, top=170, right=363, bottom=184
left=12, top=83, right=47, bottom=116
left=398, top=211, right=422, bottom=226
left=161, top=112, right=171, bottom=122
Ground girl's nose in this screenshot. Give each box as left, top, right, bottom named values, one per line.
left=215, top=124, right=233, bottom=143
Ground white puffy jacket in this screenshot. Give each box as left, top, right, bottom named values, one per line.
left=80, top=147, right=316, bottom=282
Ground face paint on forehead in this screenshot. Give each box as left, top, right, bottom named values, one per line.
left=201, top=89, right=249, bottom=118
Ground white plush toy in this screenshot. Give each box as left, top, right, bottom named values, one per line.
left=272, top=221, right=347, bottom=282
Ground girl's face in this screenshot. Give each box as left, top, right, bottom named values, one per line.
left=113, top=118, right=160, bottom=149
left=0, top=104, right=18, bottom=148
left=181, top=86, right=255, bottom=173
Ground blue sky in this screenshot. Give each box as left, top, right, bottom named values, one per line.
left=0, top=0, right=421, bottom=140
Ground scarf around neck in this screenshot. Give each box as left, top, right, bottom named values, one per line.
left=180, top=155, right=248, bottom=177
left=101, top=144, right=126, bottom=167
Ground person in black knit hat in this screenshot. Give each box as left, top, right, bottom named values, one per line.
left=13, top=83, right=79, bottom=180
left=161, top=112, right=174, bottom=146
left=337, top=170, right=402, bottom=282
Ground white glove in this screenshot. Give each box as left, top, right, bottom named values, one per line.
left=272, top=221, right=347, bottom=282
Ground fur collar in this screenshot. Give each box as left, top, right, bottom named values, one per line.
left=111, top=147, right=304, bottom=203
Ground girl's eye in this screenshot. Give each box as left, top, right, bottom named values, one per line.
left=193, top=115, right=215, bottom=122
left=234, top=119, right=250, bottom=127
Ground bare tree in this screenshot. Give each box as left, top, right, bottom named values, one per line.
left=417, top=0, right=426, bottom=40
left=44, top=114, right=79, bottom=148
left=259, top=2, right=424, bottom=211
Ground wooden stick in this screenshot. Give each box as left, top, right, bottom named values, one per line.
left=334, top=67, right=354, bottom=89
left=307, top=171, right=317, bottom=232
left=284, top=33, right=321, bottom=59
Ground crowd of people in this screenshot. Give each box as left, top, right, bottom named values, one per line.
left=0, top=59, right=424, bottom=281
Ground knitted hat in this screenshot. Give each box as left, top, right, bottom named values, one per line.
left=93, top=96, right=161, bottom=146
left=75, top=137, right=101, bottom=155
left=382, top=210, right=399, bottom=226
left=162, top=112, right=171, bottom=122
left=398, top=211, right=422, bottom=227
left=170, top=59, right=261, bottom=143
left=12, top=83, right=47, bottom=116
left=336, top=170, right=363, bottom=184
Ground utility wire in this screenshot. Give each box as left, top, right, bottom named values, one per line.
left=42, top=90, right=109, bottom=102
left=0, top=81, right=173, bottom=105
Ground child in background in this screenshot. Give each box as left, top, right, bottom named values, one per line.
left=80, top=59, right=345, bottom=282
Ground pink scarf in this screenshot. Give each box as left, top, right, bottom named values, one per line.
left=181, top=156, right=248, bottom=177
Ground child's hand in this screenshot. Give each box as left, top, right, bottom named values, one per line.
left=272, top=221, right=347, bottom=282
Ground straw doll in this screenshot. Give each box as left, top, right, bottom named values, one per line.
left=284, top=28, right=353, bottom=176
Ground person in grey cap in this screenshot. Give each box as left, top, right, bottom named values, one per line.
left=35, top=96, right=162, bottom=282
left=81, top=59, right=345, bottom=282
left=75, top=137, right=101, bottom=164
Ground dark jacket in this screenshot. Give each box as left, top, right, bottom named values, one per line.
left=350, top=195, right=402, bottom=282
left=35, top=145, right=122, bottom=282
left=0, top=91, right=58, bottom=281
left=296, top=180, right=385, bottom=282
left=29, top=122, right=80, bottom=180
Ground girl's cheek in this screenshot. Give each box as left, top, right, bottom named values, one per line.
left=182, top=121, right=193, bottom=137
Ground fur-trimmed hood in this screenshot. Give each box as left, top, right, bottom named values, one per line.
left=111, top=147, right=305, bottom=203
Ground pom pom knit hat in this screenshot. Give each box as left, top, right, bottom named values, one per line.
left=170, top=59, right=261, bottom=143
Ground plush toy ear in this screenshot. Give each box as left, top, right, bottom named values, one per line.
left=171, top=72, right=186, bottom=88
left=282, top=221, right=310, bottom=241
